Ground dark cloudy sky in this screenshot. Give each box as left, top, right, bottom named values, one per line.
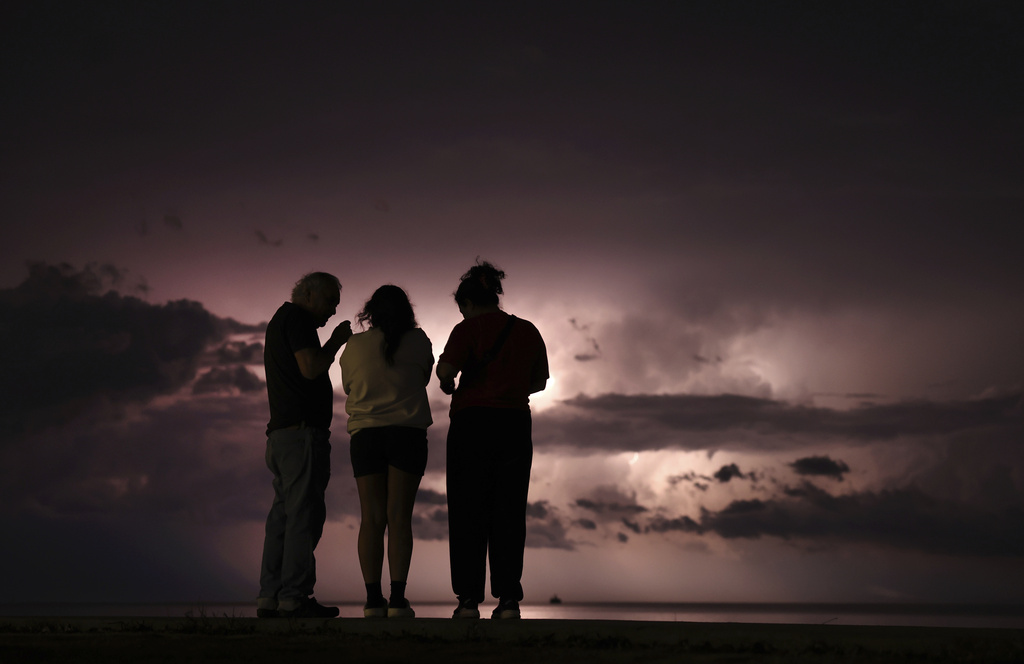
left=2, top=2, right=1022, bottom=605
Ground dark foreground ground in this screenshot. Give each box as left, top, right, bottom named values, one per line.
left=2, top=616, right=1022, bottom=663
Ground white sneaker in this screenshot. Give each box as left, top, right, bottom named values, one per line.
left=387, top=599, right=415, bottom=618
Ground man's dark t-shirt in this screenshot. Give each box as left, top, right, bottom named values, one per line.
left=264, top=301, right=334, bottom=435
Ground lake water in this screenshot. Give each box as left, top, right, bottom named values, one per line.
left=2, top=602, right=1023, bottom=629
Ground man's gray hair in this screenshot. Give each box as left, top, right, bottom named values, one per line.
left=291, top=272, right=342, bottom=302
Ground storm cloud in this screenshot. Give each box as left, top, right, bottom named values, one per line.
left=699, top=483, right=1024, bottom=558
left=560, top=479, right=1024, bottom=559
left=0, top=262, right=262, bottom=434
left=536, top=392, right=1024, bottom=453
left=192, top=366, right=265, bottom=395
left=790, top=455, right=851, bottom=481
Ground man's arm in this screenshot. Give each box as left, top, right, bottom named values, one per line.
left=295, top=320, right=352, bottom=379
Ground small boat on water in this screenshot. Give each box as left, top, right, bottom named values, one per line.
left=549, top=594, right=562, bottom=604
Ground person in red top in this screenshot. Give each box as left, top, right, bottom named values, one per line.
left=436, top=261, right=548, bottom=620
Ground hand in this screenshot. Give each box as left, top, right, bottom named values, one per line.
left=331, top=320, right=353, bottom=345
left=436, top=361, right=458, bottom=395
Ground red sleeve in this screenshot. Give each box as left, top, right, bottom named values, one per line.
left=438, top=320, right=472, bottom=370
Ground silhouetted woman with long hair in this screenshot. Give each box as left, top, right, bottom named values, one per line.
left=340, top=285, right=434, bottom=618
left=436, top=261, right=549, bottom=619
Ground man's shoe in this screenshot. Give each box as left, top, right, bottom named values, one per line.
left=279, top=597, right=340, bottom=619
left=452, top=597, right=480, bottom=619
left=491, top=599, right=521, bottom=619
left=363, top=597, right=388, bottom=618
left=256, top=597, right=279, bottom=618
left=387, top=598, right=415, bottom=618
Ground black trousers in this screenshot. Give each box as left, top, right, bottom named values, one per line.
left=446, top=407, right=533, bottom=603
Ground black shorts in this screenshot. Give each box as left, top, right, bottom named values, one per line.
left=350, top=426, right=428, bottom=477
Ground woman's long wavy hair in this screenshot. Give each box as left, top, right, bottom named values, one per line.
left=357, top=285, right=417, bottom=366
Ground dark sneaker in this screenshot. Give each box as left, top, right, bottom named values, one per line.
left=452, top=597, right=480, bottom=619
left=256, top=597, right=279, bottom=618
left=387, top=598, right=415, bottom=618
left=491, top=599, right=520, bottom=619
left=279, top=597, right=340, bottom=619
left=363, top=597, right=388, bottom=618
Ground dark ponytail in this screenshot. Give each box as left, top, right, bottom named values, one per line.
left=454, top=260, right=505, bottom=307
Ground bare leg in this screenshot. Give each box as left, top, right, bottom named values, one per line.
left=355, top=473, right=388, bottom=584
left=386, top=465, right=422, bottom=583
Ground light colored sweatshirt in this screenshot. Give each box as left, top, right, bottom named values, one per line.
left=340, top=327, right=434, bottom=434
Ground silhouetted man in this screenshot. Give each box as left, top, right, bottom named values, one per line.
left=257, top=272, right=352, bottom=618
